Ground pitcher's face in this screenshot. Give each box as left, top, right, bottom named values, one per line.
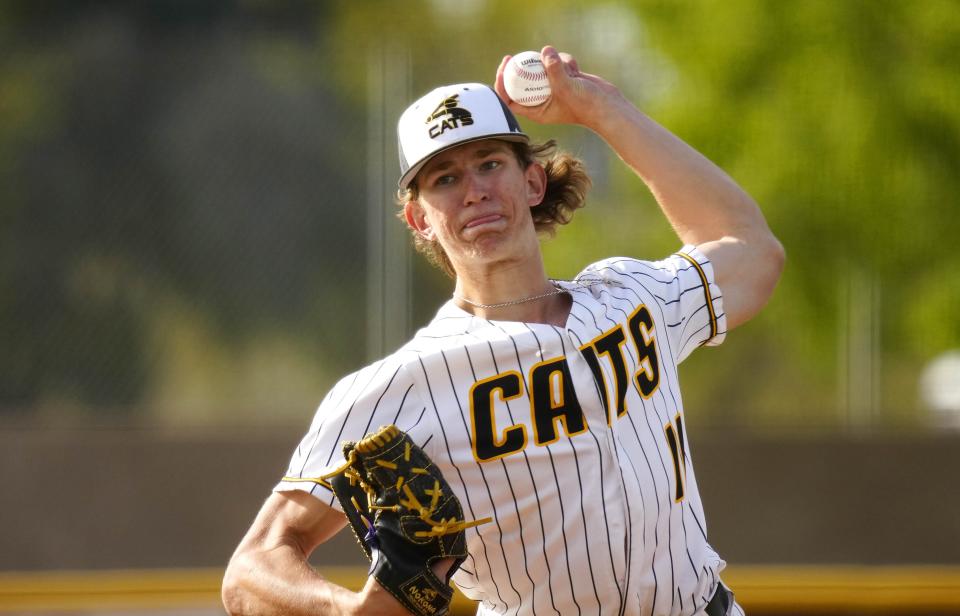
left=404, top=139, right=546, bottom=272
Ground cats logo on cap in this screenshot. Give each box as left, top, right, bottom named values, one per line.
left=397, top=83, right=528, bottom=189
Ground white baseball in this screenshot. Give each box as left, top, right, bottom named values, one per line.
left=503, top=51, right=551, bottom=107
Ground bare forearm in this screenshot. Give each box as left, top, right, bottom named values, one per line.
left=500, top=46, right=772, bottom=245
left=223, top=546, right=413, bottom=616
left=587, top=95, right=771, bottom=245
left=589, top=94, right=785, bottom=327
left=222, top=545, right=358, bottom=616
left=499, top=46, right=784, bottom=327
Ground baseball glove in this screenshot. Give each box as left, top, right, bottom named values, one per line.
left=322, top=425, right=490, bottom=616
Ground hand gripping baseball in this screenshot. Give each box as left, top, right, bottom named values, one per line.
left=495, top=45, right=625, bottom=129
left=322, top=426, right=491, bottom=616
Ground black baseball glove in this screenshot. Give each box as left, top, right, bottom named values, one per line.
left=323, top=425, right=490, bottom=616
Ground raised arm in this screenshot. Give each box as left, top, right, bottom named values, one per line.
left=221, top=490, right=407, bottom=616
left=495, top=46, right=785, bottom=329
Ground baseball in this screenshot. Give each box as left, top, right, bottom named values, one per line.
left=503, top=51, right=551, bottom=107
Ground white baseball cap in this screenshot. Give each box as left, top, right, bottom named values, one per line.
left=397, top=83, right=528, bottom=189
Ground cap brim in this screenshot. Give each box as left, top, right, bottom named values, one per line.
left=397, top=133, right=529, bottom=190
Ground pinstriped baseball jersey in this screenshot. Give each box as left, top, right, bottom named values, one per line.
left=278, top=244, right=730, bottom=616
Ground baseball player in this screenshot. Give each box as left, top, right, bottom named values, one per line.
left=223, top=46, right=784, bottom=616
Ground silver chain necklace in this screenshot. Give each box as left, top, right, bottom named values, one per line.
left=453, top=278, right=609, bottom=310
left=454, top=282, right=565, bottom=309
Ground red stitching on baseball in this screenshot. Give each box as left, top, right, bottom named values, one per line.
left=518, top=94, right=550, bottom=104
left=514, top=66, right=546, bottom=81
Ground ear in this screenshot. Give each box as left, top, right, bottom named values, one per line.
left=404, top=200, right=435, bottom=240
left=524, top=162, right=548, bottom=208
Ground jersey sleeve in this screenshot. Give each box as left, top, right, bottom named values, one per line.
left=274, top=353, right=431, bottom=509
left=580, top=244, right=726, bottom=365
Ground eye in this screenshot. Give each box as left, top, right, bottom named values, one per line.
left=434, top=174, right=456, bottom=186
left=480, top=159, right=502, bottom=171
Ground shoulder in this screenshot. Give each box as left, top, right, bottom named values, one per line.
left=579, top=248, right=710, bottom=284
left=571, top=247, right=726, bottom=352
left=399, top=300, right=486, bottom=352
left=336, top=304, right=476, bottom=396
left=338, top=304, right=470, bottom=387
left=573, top=252, right=691, bottom=301
left=324, top=348, right=420, bottom=408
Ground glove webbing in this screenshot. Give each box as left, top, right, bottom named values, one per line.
left=322, top=429, right=491, bottom=538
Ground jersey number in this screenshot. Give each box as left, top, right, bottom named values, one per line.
left=664, top=413, right=687, bottom=502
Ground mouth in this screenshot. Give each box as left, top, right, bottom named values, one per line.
left=463, top=214, right=504, bottom=230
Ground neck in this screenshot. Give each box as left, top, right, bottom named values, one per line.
left=452, top=255, right=570, bottom=326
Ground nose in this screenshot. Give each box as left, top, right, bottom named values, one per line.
left=462, top=169, right=490, bottom=206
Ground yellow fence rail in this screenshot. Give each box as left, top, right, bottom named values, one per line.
left=1, top=565, right=959, bottom=613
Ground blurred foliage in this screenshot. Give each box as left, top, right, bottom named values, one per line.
left=634, top=0, right=960, bottom=428
left=0, top=0, right=367, bottom=423
left=0, top=0, right=957, bottom=430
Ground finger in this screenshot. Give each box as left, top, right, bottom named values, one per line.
left=494, top=54, right=512, bottom=102
left=495, top=54, right=534, bottom=116
left=558, top=52, right=580, bottom=75
left=540, top=46, right=567, bottom=87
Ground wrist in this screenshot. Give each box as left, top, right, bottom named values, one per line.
left=352, top=576, right=408, bottom=616
left=584, top=92, right=646, bottom=139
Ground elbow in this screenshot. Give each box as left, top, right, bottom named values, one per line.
left=719, top=230, right=785, bottom=330
left=766, top=234, right=786, bottom=284
left=737, top=233, right=786, bottom=326
left=221, top=557, right=252, bottom=616
left=753, top=233, right=786, bottom=306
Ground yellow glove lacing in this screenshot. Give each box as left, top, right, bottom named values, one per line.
left=322, top=425, right=492, bottom=538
